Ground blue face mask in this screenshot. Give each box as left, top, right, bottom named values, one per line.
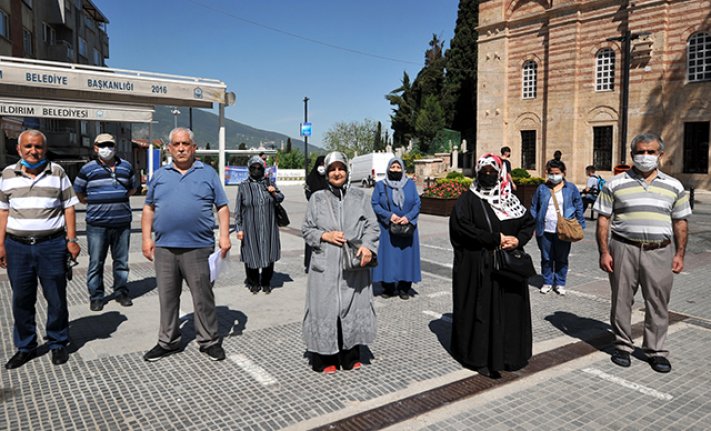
left=20, top=159, right=48, bottom=170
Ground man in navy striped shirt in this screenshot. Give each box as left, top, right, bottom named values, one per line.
left=74, top=133, right=139, bottom=311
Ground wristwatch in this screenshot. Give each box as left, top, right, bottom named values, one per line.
left=66, top=237, right=79, bottom=244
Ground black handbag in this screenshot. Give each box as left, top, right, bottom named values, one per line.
left=342, top=239, right=378, bottom=271
left=275, top=203, right=290, bottom=227
left=479, top=199, right=536, bottom=281
left=266, top=179, right=289, bottom=227
left=384, top=185, right=414, bottom=238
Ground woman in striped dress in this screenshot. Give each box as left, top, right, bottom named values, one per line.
left=235, top=156, right=284, bottom=294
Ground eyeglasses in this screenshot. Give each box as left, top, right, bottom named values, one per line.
left=111, top=171, right=118, bottom=187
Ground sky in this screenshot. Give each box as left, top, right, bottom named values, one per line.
left=94, top=0, right=460, bottom=147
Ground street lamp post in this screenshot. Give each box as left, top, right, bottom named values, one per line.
left=171, top=107, right=181, bottom=130
left=303, top=97, right=309, bottom=178
left=607, top=31, right=651, bottom=167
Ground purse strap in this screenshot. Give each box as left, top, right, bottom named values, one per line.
left=478, top=198, right=494, bottom=233
left=550, top=187, right=564, bottom=218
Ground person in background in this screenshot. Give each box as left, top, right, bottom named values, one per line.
left=74, top=133, right=140, bottom=311
left=371, top=157, right=421, bottom=299
left=303, top=155, right=328, bottom=272
left=141, top=127, right=231, bottom=362
left=581, top=165, right=601, bottom=219
left=1, top=129, right=80, bottom=369
left=235, top=156, right=283, bottom=294
left=595, top=133, right=690, bottom=373
left=301, top=151, right=379, bottom=374
left=529, top=159, right=586, bottom=295
left=449, top=153, right=535, bottom=378
left=553, top=150, right=562, bottom=162
left=500, top=146, right=517, bottom=191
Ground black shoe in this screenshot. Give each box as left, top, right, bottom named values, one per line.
left=117, top=293, right=133, bottom=307
left=649, top=356, right=671, bottom=373
left=143, top=344, right=180, bottom=362
left=399, top=291, right=410, bottom=300
left=611, top=349, right=631, bottom=367
left=5, top=350, right=36, bottom=369
left=90, top=299, right=104, bottom=312
left=381, top=290, right=395, bottom=299
left=261, top=284, right=272, bottom=294
left=200, top=344, right=226, bottom=361
left=249, top=283, right=261, bottom=294
left=51, top=347, right=69, bottom=365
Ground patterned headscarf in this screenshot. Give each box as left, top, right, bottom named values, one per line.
left=470, top=153, right=527, bottom=220
left=383, top=158, right=408, bottom=209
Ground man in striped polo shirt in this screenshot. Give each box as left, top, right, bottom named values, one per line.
left=74, top=133, right=139, bottom=311
left=594, top=133, right=691, bottom=373
left=0, top=129, right=81, bottom=369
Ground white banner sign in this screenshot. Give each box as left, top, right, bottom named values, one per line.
left=0, top=98, right=154, bottom=122
left=0, top=60, right=226, bottom=104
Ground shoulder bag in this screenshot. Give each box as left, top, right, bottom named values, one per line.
left=479, top=199, right=536, bottom=281
left=342, top=239, right=378, bottom=271
left=266, top=179, right=290, bottom=227
left=550, top=189, right=583, bottom=242
left=384, top=185, right=414, bottom=238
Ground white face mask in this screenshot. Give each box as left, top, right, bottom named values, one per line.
left=548, top=174, right=563, bottom=184
left=633, top=154, right=658, bottom=172
left=97, top=146, right=116, bottom=161
left=316, top=166, right=326, bottom=175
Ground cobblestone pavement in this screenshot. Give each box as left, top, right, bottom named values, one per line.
left=1, top=186, right=710, bottom=430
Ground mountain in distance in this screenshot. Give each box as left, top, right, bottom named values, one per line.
left=132, top=105, right=322, bottom=153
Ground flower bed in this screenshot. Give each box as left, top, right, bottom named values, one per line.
left=419, top=178, right=470, bottom=216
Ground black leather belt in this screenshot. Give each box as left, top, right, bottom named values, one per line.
left=7, top=231, right=65, bottom=245
left=612, top=233, right=671, bottom=251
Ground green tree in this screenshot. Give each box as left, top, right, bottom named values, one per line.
left=415, top=95, right=446, bottom=153
left=373, top=121, right=384, bottom=151
left=386, top=71, right=416, bottom=148
left=323, top=119, right=378, bottom=158
left=443, top=0, right=478, bottom=144
left=286, top=137, right=292, bottom=153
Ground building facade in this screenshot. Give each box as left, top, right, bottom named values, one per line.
left=0, top=0, right=131, bottom=175
left=477, top=0, right=711, bottom=188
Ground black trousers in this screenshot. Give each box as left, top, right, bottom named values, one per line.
left=311, top=318, right=361, bottom=371
left=244, top=263, right=274, bottom=286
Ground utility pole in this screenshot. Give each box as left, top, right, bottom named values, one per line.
left=303, top=97, right=309, bottom=178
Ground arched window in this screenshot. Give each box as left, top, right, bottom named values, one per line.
left=522, top=60, right=537, bottom=99
left=688, top=32, right=711, bottom=82
left=595, top=49, right=615, bottom=91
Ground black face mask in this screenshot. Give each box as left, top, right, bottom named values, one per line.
left=477, top=173, right=498, bottom=188
left=249, top=165, right=265, bottom=179
left=387, top=171, right=403, bottom=181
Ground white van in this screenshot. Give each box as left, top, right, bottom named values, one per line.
left=350, top=152, right=395, bottom=188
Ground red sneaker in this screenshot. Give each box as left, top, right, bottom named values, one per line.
left=323, top=365, right=337, bottom=374
left=351, top=362, right=362, bottom=370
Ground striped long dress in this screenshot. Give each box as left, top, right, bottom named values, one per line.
left=234, top=178, right=283, bottom=269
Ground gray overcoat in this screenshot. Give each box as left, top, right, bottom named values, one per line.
left=301, top=187, right=380, bottom=355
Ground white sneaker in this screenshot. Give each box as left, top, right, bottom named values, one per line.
left=555, top=286, right=566, bottom=295
left=540, top=284, right=553, bottom=294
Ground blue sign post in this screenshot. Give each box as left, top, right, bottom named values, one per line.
left=300, top=122, right=312, bottom=137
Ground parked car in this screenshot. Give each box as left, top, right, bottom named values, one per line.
left=350, top=152, right=395, bottom=188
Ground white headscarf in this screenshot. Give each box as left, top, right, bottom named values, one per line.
left=470, top=153, right=527, bottom=220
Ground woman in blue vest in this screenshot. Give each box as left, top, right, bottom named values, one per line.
left=371, top=157, right=422, bottom=299
left=530, top=159, right=585, bottom=295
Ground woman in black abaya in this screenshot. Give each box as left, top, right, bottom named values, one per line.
left=449, top=153, right=535, bottom=378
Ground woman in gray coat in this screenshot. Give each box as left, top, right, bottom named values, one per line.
left=235, top=156, right=284, bottom=294
left=302, top=151, right=379, bottom=374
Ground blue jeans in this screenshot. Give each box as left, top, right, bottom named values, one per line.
left=86, top=224, right=131, bottom=301
left=536, top=232, right=572, bottom=287
left=5, top=236, right=69, bottom=351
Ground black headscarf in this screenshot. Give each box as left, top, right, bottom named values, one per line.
left=305, top=155, right=328, bottom=198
